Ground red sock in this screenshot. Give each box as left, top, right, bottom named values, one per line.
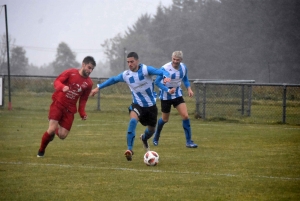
left=39, top=131, right=52, bottom=152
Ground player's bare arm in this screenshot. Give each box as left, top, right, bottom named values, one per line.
left=187, top=87, right=194, bottom=97
left=90, top=87, right=99, bottom=97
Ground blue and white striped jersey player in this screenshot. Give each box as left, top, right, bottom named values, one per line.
left=153, top=51, right=198, bottom=148
left=90, top=52, right=171, bottom=161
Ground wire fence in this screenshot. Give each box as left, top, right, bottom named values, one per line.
left=193, top=80, right=300, bottom=125
left=1, top=75, right=299, bottom=125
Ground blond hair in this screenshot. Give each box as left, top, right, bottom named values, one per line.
left=172, top=51, right=183, bottom=59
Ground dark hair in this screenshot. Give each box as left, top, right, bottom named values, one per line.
left=83, top=56, right=96, bottom=66
left=127, top=52, right=138, bottom=60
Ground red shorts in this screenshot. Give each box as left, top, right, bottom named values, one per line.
left=48, top=100, right=74, bottom=131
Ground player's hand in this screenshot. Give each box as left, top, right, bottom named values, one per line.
left=168, top=88, right=176, bottom=94
left=82, top=115, right=88, bottom=120
left=163, top=77, right=171, bottom=84
left=62, top=86, right=69, bottom=92
left=90, top=87, right=99, bottom=96
left=188, top=88, right=194, bottom=97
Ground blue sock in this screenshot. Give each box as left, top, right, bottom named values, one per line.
left=143, top=128, right=155, bottom=140
left=127, top=118, right=137, bottom=150
left=183, top=119, right=191, bottom=142
left=154, top=118, right=166, bottom=141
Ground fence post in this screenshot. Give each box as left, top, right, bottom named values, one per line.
left=241, top=85, right=245, bottom=115
left=247, top=85, right=252, bottom=116
left=97, top=78, right=101, bottom=111
left=194, top=83, right=201, bottom=118
left=0, top=76, right=4, bottom=107
left=282, top=84, right=287, bottom=123
left=202, top=83, right=206, bottom=120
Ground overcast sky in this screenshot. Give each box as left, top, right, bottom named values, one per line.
left=0, top=0, right=173, bottom=67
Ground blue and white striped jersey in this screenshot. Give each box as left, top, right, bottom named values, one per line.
left=155, top=62, right=191, bottom=100
left=97, top=64, right=170, bottom=107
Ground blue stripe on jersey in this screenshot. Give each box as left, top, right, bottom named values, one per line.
left=132, top=91, right=138, bottom=104
left=167, top=91, right=172, bottom=99
left=136, top=91, right=148, bottom=107
left=171, top=73, right=176, bottom=79
left=138, top=69, right=145, bottom=80
left=179, top=67, right=183, bottom=78
left=146, top=87, right=155, bottom=105
left=174, top=87, right=179, bottom=97
left=129, top=76, right=134, bottom=83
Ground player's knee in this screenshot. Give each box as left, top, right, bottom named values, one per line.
left=57, top=131, right=68, bottom=140
left=161, top=118, right=169, bottom=123
left=182, top=114, right=189, bottom=120
left=58, top=134, right=66, bottom=140
left=148, top=128, right=155, bottom=135
left=129, top=118, right=138, bottom=126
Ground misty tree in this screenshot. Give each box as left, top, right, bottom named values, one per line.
left=0, top=33, right=15, bottom=74
left=101, top=34, right=123, bottom=75
left=101, top=0, right=300, bottom=83
left=52, top=42, right=80, bottom=75
left=10, top=46, right=28, bottom=75
left=102, top=13, right=167, bottom=73
left=27, top=63, right=54, bottom=76
left=91, top=60, right=111, bottom=78
left=122, top=14, right=165, bottom=67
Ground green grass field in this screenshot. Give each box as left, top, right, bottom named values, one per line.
left=0, top=93, right=300, bottom=201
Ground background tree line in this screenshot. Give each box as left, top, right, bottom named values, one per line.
left=0, top=0, right=299, bottom=83
left=0, top=38, right=108, bottom=77
left=102, top=0, right=300, bottom=83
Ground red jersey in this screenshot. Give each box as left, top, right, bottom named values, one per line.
left=52, top=68, right=93, bottom=117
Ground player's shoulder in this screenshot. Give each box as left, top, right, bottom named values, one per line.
left=71, top=68, right=81, bottom=74
left=60, top=68, right=78, bottom=75
left=180, top=62, right=187, bottom=68
left=65, top=68, right=78, bottom=72
left=85, top=76, right=93, bottom=84
left=162, top=62, right=172, bottom=68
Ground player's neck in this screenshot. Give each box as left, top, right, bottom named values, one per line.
left=78, top=69, right=87, bottom=78
left=172, top=65, right=179, bottom=70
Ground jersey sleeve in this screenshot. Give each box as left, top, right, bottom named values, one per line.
left=147, top=66, right=170, bottom=78
left=97, top=73, right=124, bottom=89
left=182, top=66, right=191, bottom=88
left=151, top=67, right=170, bottom=92
left=78, top=82, right=92, bottom=118
left=78, top=97, right=87, bottom=118
left=54, top=70, right=70, bottom=91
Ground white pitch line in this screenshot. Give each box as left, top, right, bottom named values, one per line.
left=0, top=161, right=299, bottom=181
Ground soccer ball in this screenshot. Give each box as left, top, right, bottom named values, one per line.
left=144, top=151, right=159, bottom=166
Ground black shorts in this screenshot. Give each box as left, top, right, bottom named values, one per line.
left=160, top=97, right=185, bottom=113
left=128, top=103, right=158, bottom=127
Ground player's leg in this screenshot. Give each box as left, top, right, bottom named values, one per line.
left=37, top=119, right=59, bottom=157
left=153, top=113, right=169, bottom=145
left=125, top=104, right=140, bottom=161
left=153, top=100, right=171, bottom=146
left=56, top=110, right=73, bottom=140
left=37, top=100, right=63, bottom=157
left=176, top=103, right=198, bottom=148
left=140, top=126, right=155, bottom=151
left=140, top=105, right=157, bottom=150
left=127, top=111, right=138, bottom=151
left=56, top=127, right=70, bottom=139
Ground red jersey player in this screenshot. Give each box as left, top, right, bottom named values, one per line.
left=37, top=56, right=96, bottom=157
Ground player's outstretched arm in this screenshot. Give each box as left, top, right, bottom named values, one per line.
left=90, top=87, right=99, bottom=97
